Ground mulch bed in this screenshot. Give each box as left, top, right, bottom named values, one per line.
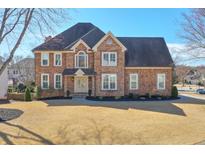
left=86, top=96, right=180, bottom=101
left=0, top=108, right=23, bottom=122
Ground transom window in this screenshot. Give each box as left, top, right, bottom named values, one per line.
left=54, top=53, right=62, bottom=66
left=102, top=52, right=117, bottom=66
left=102, top=74, right=117, bottom=90
left=75, top=51, right=88, bottom=68
left=41, top=53, right=49, bottom=66
left=129, top=74, right=138, bottom=90
left=157, top=73, right=166, bottom=90
left=54, top=74, right=62, bottom=89
left=41, top=74, right=49, bottom=89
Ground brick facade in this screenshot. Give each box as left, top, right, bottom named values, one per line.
left=125, top=68, right=173, bottom=96
left=35, top=36, right=173, bottom=98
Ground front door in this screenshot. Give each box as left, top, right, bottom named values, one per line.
left=74, top=76, right=88, bottom=93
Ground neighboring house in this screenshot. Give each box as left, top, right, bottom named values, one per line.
left=8, top=58, right=35, bottom=85
left=33, top=23, right=174, bottom=98
left=184, top=69, right=202, bottom=85
left=0, top=57, right=8, bottom=99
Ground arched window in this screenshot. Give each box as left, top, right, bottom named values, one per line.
left=75, top=51, right=88, bottom=68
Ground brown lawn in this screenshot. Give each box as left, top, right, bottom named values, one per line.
left=0, top=97, right=205, bottom=145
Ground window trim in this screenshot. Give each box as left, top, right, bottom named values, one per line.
left=101, top=52, right=117, bottom=66
left=75, top=51, right=88, bottom=68
left=129, top=73, right=138, bottom=90
left=157, top=73, right=166, bottom=90
left=54, top=53, right=62, bottom=66
left=54, top=73, right=62, bottom=89
left=41, top=73, right=49, bottom=89
left=41, top=53, right=49, bottom=66
left=101, top=74, right=117, bottom=90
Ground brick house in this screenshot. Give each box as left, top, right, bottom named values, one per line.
left=33, top=23, right=174, bottom=98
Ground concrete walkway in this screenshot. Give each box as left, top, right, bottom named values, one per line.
left=180, top=93, right=205, bottom=100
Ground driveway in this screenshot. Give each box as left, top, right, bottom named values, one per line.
left=0, top=95, right=205, bottom=144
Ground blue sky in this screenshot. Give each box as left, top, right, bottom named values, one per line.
left=67, top=8, right=189, bottom=44
left=2, top=8, right=205, bottom=66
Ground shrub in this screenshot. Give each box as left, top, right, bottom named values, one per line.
left=35, top=86, right=41, bottom=99
left=24, top=88, right=32, bottom=101
left=128, top=93, right=133, bottom=99
left=67, top=90, right=70, bottom=97
left=133, top=94, right=139, bottom=99
left=145, top=93, right=151, bottom=99
left=114, top=96, right=121, bottom=100
left=99, top=96, right=103, bottom=100
left=171, top=86, right=178, bottom=98
left=88, top=89, right=92, bottom=97
left=17, top=83, right=26, bottom=93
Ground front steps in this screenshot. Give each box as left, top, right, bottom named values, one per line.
left=72, top=93, right=88, bottom=98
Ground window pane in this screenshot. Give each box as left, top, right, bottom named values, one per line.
left=42, top=75, right=48, bottom=89
left=42, top=53, right=49, bottom=66
left=55, top=54, right=61, bottom=66
left=110, top=53, right=116, bottom=65
left=131, top=81, right=137, bottom=89
left=103, top=75, right=109, bottom=89
left=158, top=74, right=165, bottom=89
left=110, top=75, right=116, bottom=89
left=55, top=75, right=61, bottom=89
left=103, top=53, right=109, bottom=65
left=79, top=55, right=85, bottom=67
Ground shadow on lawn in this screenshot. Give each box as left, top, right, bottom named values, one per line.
left=55, top=118, right=146, bottom=144
left=42, top=99, right=186, bottom=116
left=0, top=122, right=54, bottom=145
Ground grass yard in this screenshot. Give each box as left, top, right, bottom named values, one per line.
left=1, top=97, right=205, bottom=145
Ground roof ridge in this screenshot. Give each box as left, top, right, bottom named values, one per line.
left=117, top=36, right=164, bottom=39
left=64, top=27, right=97, bottom=49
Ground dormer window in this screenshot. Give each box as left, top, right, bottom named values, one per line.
left=75, top=51, right=88, bottom=68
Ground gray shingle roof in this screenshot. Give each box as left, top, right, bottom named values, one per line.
left=118, top=37, right=174, bottom=67
left=62, top=68, right=96, bottom=76
left=33, top=23, right=174, bottom=67
left=32, top=23, right=100, bottom=51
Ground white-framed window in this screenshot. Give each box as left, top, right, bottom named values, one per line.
left=101, top=74, right=117, bottom=90
left=54, top=74, right=62, bottom=89
left=41, top=53, right=49, bottom=66
left=41, top=73, right=49, bottom=89
left=129, top=74, right=138, bottom=90
left=75, top=51, right=88, bottom=68
left=102, top=52, right=117, bottom=66
left=54, top=53, right=62, bottom=66
left=157, top=73, right=166, bottom=90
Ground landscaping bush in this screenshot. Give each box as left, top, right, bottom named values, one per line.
left=99, top=96, right=103, bottom=100
left=66, top=90, right=70, bottom=97
left=17, top=83, right=26, bottom=93
left=128, top=93, right=133, bottom=99
left=114, top=96, right=121, bottom=100
left=145, top=93, right=152, bottom=99
left=25, top=88, right=32, bottom=101
left=171, top=86, right=178, bottom=98
left=88, top=89, right=92, bottom=97
left=133, top=94, right=139, bottom=99
left=35, top=86, right=41, bottom=99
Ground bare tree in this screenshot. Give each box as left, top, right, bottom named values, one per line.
left=0, top=8, right=69, bottom=76
left=180, top=9, right=205, bottom=60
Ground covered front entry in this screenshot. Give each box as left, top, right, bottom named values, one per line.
left=63, top=68, right=96, bottom=96
left=74, top=76, right=88, bottom=93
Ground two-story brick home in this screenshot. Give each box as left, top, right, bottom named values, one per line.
left=33, top=23, right=174, bottom=98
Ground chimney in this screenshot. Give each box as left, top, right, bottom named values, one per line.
left=44, top=35, right=52, bottom=42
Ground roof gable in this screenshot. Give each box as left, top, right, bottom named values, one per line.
left=92, top=32, right=127, bottom=51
